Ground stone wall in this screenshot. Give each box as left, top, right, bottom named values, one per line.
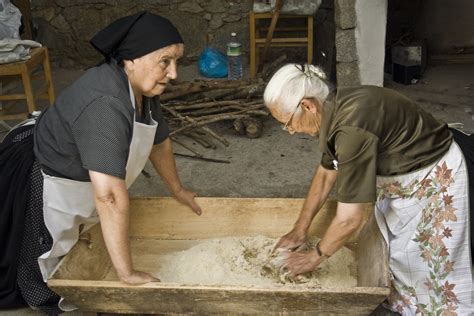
left=31, top=0, right=251, bottom=68
left=334, top=0, right=359, bottom=86
left=30, top=0, right=366, bottom=87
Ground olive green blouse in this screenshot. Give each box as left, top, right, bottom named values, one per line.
left=319, top=86, right=452, bottom=203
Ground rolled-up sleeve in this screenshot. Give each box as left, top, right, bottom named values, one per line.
left=320, top=152, right=335, bottom=170
left=333, top=126, right=379, bottom=203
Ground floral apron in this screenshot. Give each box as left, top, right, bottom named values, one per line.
left=375, top=142, right=473, bottom=315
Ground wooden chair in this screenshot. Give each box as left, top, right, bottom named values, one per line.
left=249, top=0, right=314, bottom=78
left=0, top=0, right=55, bottom=121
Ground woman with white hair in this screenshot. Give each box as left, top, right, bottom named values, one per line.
left=266, top=63, right=473, bottom=315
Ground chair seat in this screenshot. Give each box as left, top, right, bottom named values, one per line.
left=0, top=47, right=47, bottom=75
left=0, top=47, right=55, bottom=121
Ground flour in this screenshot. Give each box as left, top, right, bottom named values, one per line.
left=156, top=235, right=357, bottom=288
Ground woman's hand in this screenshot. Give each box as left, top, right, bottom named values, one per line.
left=273, top=227, right=307, bottom=252
left=119, top=270, right=160, bottom=285
left=283, top=250, right=322, bottom=277
left=173, top=187, right=202, bottom=215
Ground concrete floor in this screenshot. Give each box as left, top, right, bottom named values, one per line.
left=1, top=62, right=473, bottom=315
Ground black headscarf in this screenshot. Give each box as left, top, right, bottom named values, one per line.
left=90, top=11, right=184, bottom=62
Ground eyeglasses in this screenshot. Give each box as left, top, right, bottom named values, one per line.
left=282, top=100, right=301, bottom=131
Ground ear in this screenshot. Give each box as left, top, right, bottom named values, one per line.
left=301, top=98, right=319, bottom=114
left=123, top=59, right=136, bottom=72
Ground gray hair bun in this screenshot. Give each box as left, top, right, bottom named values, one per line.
left=305, top=64, right=327, bottom=80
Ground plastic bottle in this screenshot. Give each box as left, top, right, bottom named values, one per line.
left=227, top=32, right=243, bottom=80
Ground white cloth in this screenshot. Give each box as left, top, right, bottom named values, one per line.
left=37, top=82, right=158, bottom=311
left=375, top=142, right=473, bottom=315
left=0, top=38, right=42, bottom=64
left=0, top=0, right=21, bottom=40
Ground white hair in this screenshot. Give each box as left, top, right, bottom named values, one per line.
left=263, top=64, right=330, bottom=115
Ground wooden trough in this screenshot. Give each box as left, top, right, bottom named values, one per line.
left=48, top=197, right=390, bottom=315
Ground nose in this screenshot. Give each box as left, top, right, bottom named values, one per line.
left=167, top=61, right=178, bottom=80
left=287, top=127, right=296, bottom=135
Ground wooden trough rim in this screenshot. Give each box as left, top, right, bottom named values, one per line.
left=48, top=279, right=389, bottom=295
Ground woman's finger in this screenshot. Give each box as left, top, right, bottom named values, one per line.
left=191, top=200, right=202, bottom=215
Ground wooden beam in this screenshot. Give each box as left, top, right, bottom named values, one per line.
left=258, top=0, right=284, bottom=74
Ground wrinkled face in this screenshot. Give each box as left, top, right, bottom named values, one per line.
left=125, top=43, right=184, bottom=97
left=270, top=98, right=322, bottom=137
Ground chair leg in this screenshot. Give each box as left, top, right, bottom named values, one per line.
left=43, top=48, right=55, bottom=105
left=249, top=11, right=257, bottom=79
left=307, top=16, right=314, bottom=65
left=20, top=65, right=36, bottom=114
left=255, top=45, right=260, bottom=75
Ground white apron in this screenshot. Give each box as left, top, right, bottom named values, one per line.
left=375, top=142, right=473, bottom=315
left=37, top=84, right=157, bottom=310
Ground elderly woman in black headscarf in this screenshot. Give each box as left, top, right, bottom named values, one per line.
left=0, top=11, right=201, bottom=312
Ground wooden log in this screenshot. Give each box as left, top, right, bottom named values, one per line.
left=233, top=117, right=264, bottom=139
left=168, top=99, right=262, bottom=111
left=244, top=117, right=263, bottom=139
left=162, top=105, right=229, bottom=146
left=162, top=79, right=265, bottom=102
left=160, top=83, right=205, bottom=101
left=183, top=131, right=216, bottom=149
left=170, top=136, right=202, bottom=157
left=174, top=153, right=230, bottom=164
left=221, top=84, right=265, bottom=100
left=181, top=104, right=266, bottom=118
left=233, top=117, right=247, bottom=135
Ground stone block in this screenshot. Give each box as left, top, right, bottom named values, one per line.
left=223, top=14, right=241, bottom=23
left=202, top=0, right=227, bottom=13
left=178, top=1, right=204, bottom=14
left=50, top=14, right=71, bottom=32
left=64, top=6, right=104, bottom=39
left=336, top=61, right=360, bottom=86
left=335, top=28, right=357, bottom=62
left=319, top=0, right=334, bottom=10
left=166, top=13, right=208, bottom=58
left=335, top=0, right=356, bottom=29
left=34, top=7, right=56, bottom=22
left=209, top=13, right=225, bottom=30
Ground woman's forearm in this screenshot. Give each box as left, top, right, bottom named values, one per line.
left=149, top=138, right=182, bottom=194
left=318, top=202, right=365, bottom=256
left=294, top=165, right=337, bottom=232
left=89, top=171, right=134, bottom=280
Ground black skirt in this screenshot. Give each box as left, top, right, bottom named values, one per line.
left=0, top=125, right=35, bottom=308
left=0, top=125, right=61, bottom=313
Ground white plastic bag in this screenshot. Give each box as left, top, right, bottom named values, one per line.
left=0, top=0, right=21, bottom=40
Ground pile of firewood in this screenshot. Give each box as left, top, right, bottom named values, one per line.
left=161, top=78, right=269, bottom=160
left=158, top=55, right=288, bottom=163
